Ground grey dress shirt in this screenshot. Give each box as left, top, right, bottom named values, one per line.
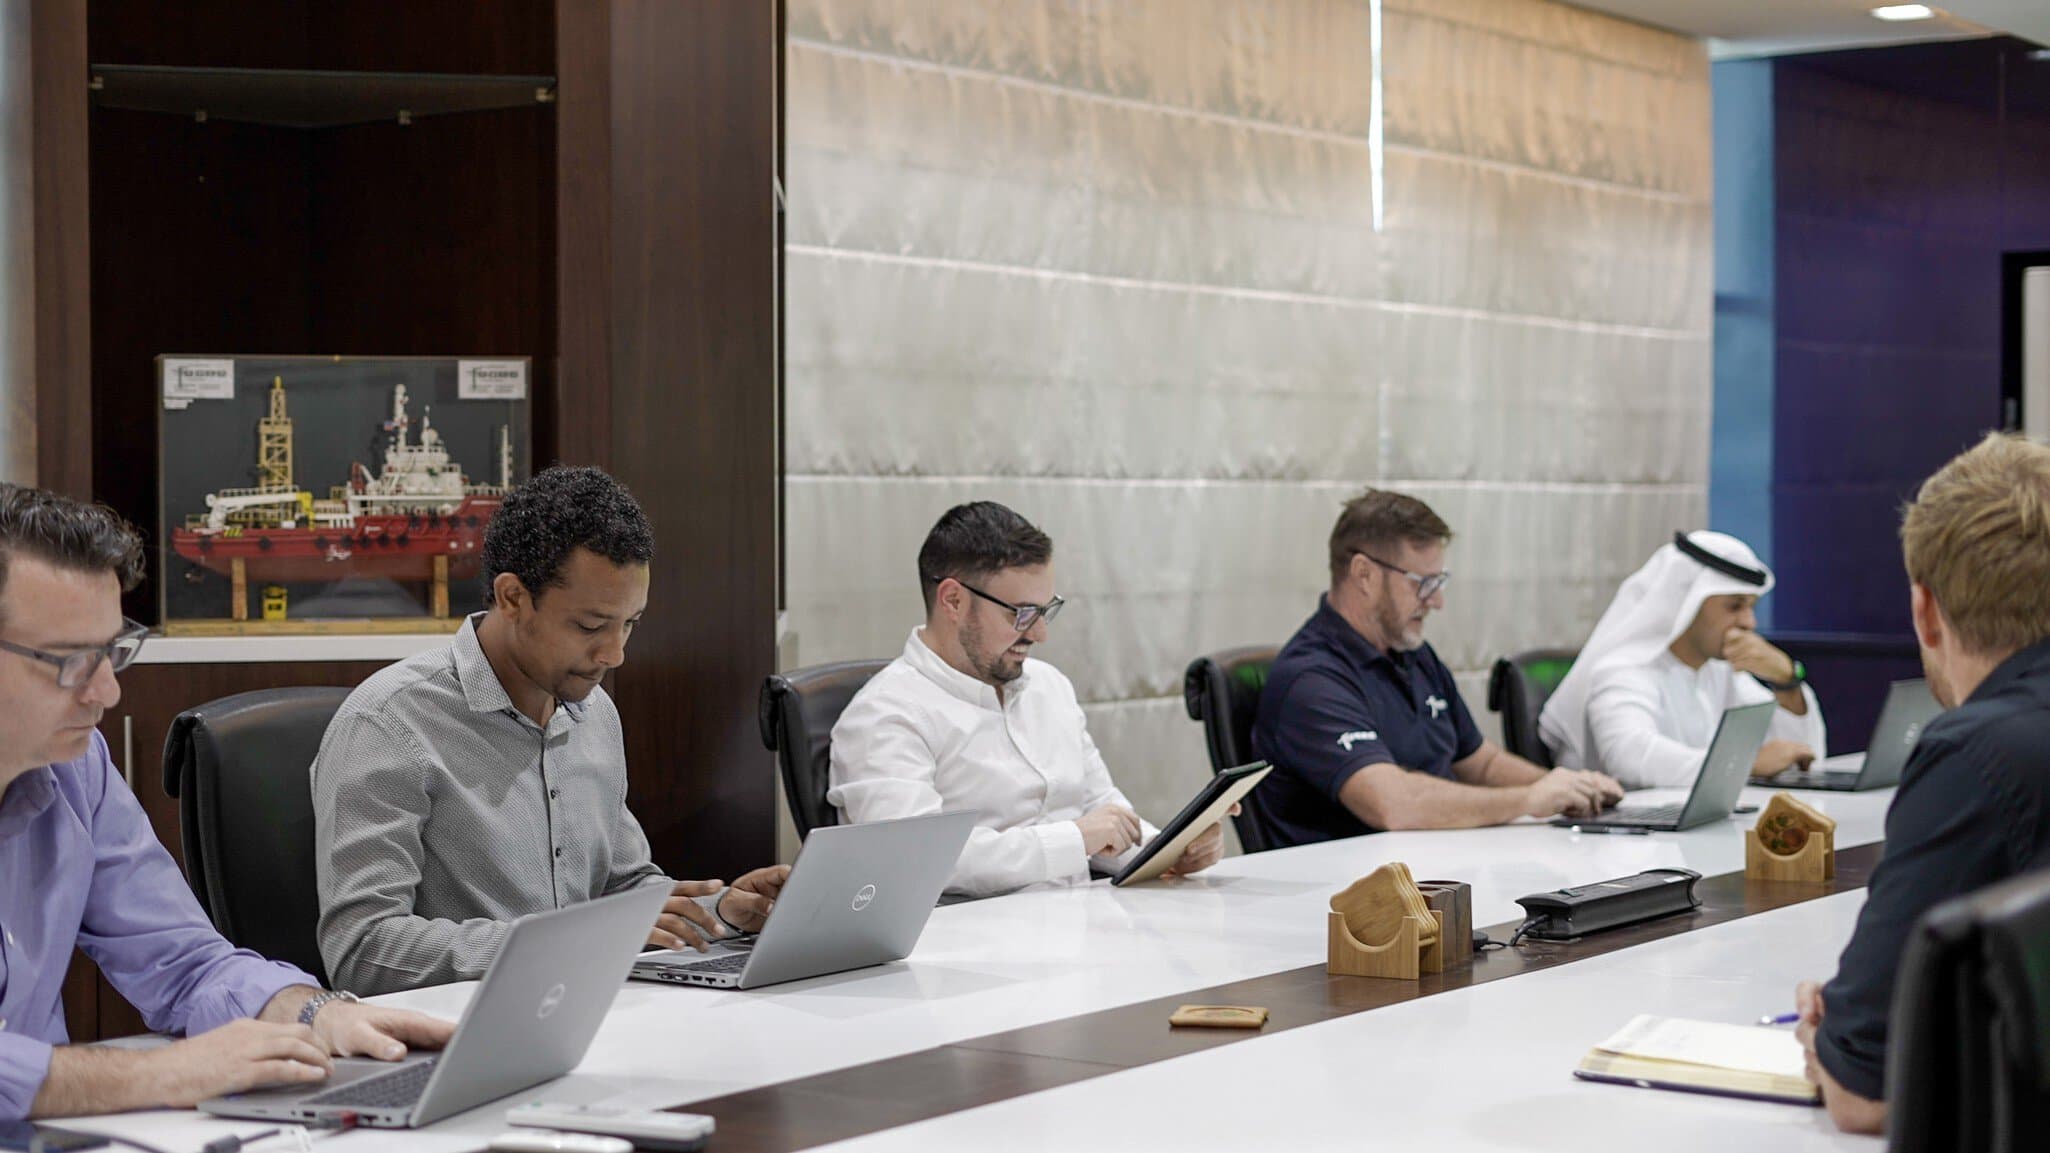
left=313, top=614, right=670, bottom=995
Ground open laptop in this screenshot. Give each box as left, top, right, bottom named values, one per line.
left=201, top=883, right=668, bottom=1129
left=1761, top=678, right=1939, bottom=792
left=1553, top=700, right=1776, bottom=832
left=630, top=810, right=975, bottom=990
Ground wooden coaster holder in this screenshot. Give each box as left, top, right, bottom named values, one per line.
left=1328, top=862, right=1445, bottom=980
left=1745, top=791, right=1836, bottom=883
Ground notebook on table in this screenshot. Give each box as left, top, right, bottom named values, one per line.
left=1574, top=1014, right=1820, bottom=1106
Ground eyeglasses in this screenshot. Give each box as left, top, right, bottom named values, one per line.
left=926, top=575, right=1066, bottom=633
left=0, top=619, right=150, bottom=688
left=1355, top=552, right=1451, bottom=601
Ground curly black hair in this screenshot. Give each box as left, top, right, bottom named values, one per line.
left=916, top=502, right=1052, bottom=613
left=0, top=484, right=146, bottom=620
left=481, top=466, right=655, bottom=603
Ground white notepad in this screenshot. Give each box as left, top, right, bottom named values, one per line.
left=1596, top=1015, right=1809, bottom=1078
left=1576, top=1014, right=1819, bottom=1105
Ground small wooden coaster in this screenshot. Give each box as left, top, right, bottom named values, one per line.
left=1169, top=1004, right=1269, bottom=1029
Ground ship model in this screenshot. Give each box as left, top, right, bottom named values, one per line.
left=171, top=378, right=513, bottom=624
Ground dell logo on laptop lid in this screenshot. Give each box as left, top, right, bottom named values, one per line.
left=851, top=883, right=876, bottom=911
left=536, top=982, right=566, bottom=1019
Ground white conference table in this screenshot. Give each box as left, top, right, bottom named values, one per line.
left=68, top=785, right=1894, bottom=1151
left=814, top=891, right=1884, bottom=1153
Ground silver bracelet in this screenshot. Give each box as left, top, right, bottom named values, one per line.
left=297, top=989, right=359, bottom=1028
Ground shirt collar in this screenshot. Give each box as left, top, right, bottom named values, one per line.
left=0, top=765, right=58, bottom=838
left=1310, top=594, right=1398, bottom=672
left=902, top=627, right=1023, bottom=711
left=453, top=612, right=588, bottom=725
left=1966, top=636, right=2050, bottom=704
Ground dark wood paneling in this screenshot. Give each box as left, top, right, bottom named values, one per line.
left=87, top=1, right=552, bottom=74
left=606, top=0, right=778, bottom=879
left=88, top=110, right=315, bottom=622
left=63, top=659, right=394, bottom=1042
left=32, top=0, right=91, bottom=498
left=683, top=844, right=1885, bottom=1151
left=552, top=0, right=611, bottom=471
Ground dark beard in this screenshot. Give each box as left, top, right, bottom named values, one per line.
left=961, top=615, right=1024, bottom=685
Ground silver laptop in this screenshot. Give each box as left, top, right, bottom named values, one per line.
left=201, top=883, right=668, bottom=1129
left=1553, top=700, right=1776, bottom=831
left=1763, top=678, right=1939, bottom=792
left=630, top=810, right=975, bottom=990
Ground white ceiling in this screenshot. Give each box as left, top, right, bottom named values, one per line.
left=1567, top=1, right=2048, bottom=59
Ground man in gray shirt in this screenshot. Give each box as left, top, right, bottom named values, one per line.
left=314, top=466, right=788, bottom=995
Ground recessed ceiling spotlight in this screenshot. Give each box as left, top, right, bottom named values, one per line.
left=1871, top=4, right=1937, bottom=20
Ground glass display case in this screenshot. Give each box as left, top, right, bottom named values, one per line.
left=157, top=355, right=531, bottom=635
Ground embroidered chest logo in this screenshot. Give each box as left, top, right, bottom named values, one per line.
left=1425, top=695, right=1449, bottom=719
left=1337, top=730, right=1378, bottom=751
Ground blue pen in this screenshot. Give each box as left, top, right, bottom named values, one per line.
left=1757, top=1012, right=1801, bottom=1026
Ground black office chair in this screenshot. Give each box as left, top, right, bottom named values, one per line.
left=162, top=686, right=351, bottom=986
left=1888, top=867, right=2050, bottom=1153
left=1182, top=645, right=1281, bottom=854
left=759, top=659, right=890, bottom=839
left=1485, top=647, right=1579, bottom=768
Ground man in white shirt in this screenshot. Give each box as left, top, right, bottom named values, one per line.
left=829, top=502, right=1225, bottom=898
left=1540, top=531, right=1826, bottom=789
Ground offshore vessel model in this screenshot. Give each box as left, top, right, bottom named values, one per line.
left=171, top=378, right=513, bottom=587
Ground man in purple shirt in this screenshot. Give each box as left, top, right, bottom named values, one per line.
left=0, top=484, right=452, bottom=1121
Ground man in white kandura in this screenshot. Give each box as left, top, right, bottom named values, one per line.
left=1540, top=531, right=1826, bottom=789
left=829, top=501, right=1227, bottom=899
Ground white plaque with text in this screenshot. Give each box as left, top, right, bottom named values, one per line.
left=458, top=359, right=528, bottom=400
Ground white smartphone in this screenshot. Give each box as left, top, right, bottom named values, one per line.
left=504, top=1103, right=715, bottom=1152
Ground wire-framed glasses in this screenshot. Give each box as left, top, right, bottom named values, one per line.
left=0, top=618, right=150, bottom=688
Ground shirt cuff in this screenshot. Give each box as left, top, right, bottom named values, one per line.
left=181, top=956, right=320, bottom=1037
left=0, top=1031, right=55, bottom=1122
left=1813, top=1020, right=1886, bottom=1102
left=1036, top=819, right=1089, bottom=883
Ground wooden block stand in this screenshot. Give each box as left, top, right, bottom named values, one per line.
left=1327, top=863, right=1455, bottom=980
left=1328, top=908, right=1445, bottom=980
left=1745, top=792, right=1837, bottom=883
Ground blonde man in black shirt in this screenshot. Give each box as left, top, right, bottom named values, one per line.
left=1795, top=433, right=2050, bottom=1133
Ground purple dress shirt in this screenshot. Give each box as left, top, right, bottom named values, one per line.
left=0, top=730, right=313, bottom=1119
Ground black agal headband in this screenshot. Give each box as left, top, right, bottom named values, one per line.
left=1673, top=532, right=1768, bottom=587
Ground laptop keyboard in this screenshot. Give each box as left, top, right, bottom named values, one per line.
left=1598, top=803, right=1684, bottom=826
left=301, top=1058, right=437, bottom=1110
left=666, top=951, right=751, bottom=975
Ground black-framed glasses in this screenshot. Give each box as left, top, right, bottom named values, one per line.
left=926, top=574, right=1065, bottom=632
left=1355, top=552, right=1451, bottom=601
left=0, top=618, right=149, bottom=688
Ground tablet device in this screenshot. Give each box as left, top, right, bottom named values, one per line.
left=1112, top=761, right=1273, bottom=886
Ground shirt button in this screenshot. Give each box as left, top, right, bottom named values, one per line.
left=549, top=789, right=560, bottom=800
left=554, top=848, right=564, bottom=859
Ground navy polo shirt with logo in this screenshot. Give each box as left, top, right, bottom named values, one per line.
left=1250, top=595, right=1483, bottom=847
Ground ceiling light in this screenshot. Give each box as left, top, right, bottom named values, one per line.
left=1871, top=5, right=1936, bottom=20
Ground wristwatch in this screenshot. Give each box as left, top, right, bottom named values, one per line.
left=297, top=989, right=359, bottom=1028
left=1754, top=660, right=1807, bottom=694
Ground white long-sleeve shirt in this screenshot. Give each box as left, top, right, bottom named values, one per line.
left=827, top=628, right=1156, bottom=899
left=1582, top=651, right=1827, bottom=789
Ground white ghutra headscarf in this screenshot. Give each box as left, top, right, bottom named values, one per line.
left=1539, top=531, right=1774, bottom=770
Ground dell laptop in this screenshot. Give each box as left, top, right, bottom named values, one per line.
left=1554, top=700, right=1776, bottom=832
left=630, top=810, right=975, bottom=990
left=1761, top=678, right=1939, bottom=792
left=201, top=883, right=669, bottom=1129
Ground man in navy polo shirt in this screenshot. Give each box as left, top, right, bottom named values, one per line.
left=1252, top=490, right=1622, bottom=847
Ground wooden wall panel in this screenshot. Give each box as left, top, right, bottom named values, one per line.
left=32, top=0, right=90, bottom=498
left=605, top=0, right=778, bottom=878
left=551, top=0, right=611, bottom=471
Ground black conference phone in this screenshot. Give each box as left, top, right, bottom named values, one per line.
left=1513, top=867, right=1702, bottom=942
